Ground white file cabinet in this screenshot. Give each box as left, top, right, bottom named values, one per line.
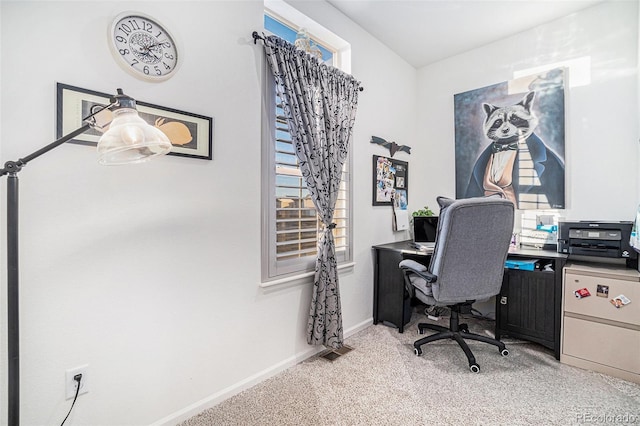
left=562, top=263, right=640, bottom=384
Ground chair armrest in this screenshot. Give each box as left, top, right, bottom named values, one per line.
left=399, top=259, right=437, bottom=283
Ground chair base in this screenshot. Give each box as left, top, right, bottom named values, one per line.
left=413, top=308, right=508, bottom=372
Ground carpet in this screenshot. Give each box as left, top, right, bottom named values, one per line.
left=181, top=308, right=640, bottom=425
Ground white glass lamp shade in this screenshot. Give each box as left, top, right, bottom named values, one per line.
left=96, top=107, right=172, bottom=165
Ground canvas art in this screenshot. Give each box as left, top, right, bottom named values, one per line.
left=454, top=68, right=566, bottom=210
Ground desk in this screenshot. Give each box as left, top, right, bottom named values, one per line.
left=372, top=241, right=567, bottom=359
left=372, top=241, right=432, bottom=332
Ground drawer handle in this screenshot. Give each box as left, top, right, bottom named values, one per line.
left=500, top=296, right=508, bottom=305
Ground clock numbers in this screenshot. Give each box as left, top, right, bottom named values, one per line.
left=126, top=19, right=142, bottom=31
left=132, top=65, right=170, bottom=76
left=117, top=19, right=153, bottom=37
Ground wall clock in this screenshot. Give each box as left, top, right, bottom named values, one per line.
left=109, top=12, right=180, bottom=81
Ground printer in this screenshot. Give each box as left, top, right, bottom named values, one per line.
left=558, top=220, right=637, bottom=268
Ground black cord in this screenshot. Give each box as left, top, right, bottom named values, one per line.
left=470, top=308, right=496, bottom=321
left=60, top=374, right=82, bottom=426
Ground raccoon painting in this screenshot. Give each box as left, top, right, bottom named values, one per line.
left=464, top=91, right=565, bottom=209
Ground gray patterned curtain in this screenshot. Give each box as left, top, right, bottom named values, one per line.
left=263, top=35, right=361, bottom=349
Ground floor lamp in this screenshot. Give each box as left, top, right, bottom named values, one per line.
left=2, top=89, right=172, bottom=425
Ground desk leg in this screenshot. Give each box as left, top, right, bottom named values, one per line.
left=373, top=250, right=380, bottom=325
left=373, top=249, right=406, bottom=332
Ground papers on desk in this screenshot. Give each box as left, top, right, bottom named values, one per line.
left=392, top=189, right=409, bottom=231
left=410, top=242, right=433, bottom=251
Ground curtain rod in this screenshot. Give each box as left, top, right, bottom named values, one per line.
left=252, top=31, right=364, bottom=92
left=252, top=31, right=266, bottom=44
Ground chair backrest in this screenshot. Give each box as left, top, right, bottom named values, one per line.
left=428, top=196, right=514, bottom=304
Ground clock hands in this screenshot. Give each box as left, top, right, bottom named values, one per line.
left=144, top=43, right=165, bottom=60
left=129, top=33, right=164, bottom=63
left=147, top=39, right=169, bottom=49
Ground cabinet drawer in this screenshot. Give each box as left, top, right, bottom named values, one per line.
left=563, top=316, right=640, bottom=374
left=564, top=273, right=639, bottom=325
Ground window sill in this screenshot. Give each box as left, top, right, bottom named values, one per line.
left=260, top=261, right=356, bottom=289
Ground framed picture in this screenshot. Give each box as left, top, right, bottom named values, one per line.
left=372, top=155, right=408, bottom=206
left=56, top=83, right=213, bottom=160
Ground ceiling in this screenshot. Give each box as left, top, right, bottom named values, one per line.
left=326, top=0, right=606, bottom=68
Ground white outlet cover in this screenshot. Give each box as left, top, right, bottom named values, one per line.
left=65, top=365, right=89, bottom=399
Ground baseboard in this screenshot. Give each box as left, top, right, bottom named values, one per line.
left=344, top=317, right=373, bottom=338
left=150, top=317, right=374, bottom=425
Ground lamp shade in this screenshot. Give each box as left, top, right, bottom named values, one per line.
left=96, top=91, right=172, bottom=165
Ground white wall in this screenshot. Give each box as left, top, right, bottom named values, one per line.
left=0, top=1, right=418, bottom=424
left=415, top=0, right=639, bottom=221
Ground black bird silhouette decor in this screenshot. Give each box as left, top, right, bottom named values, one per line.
left=370, top=136, right=411, bottom=157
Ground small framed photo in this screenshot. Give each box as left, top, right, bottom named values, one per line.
left=56, top=83, right=213, bottom=160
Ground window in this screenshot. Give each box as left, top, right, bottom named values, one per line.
left=261, top=8, right=353, bottom=282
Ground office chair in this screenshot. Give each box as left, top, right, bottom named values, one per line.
left=400, top=196, right=514, bottom=372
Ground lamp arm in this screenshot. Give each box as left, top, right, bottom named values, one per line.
left=0, top=124, right=92, bottom=177
left=0, top=101, right=118, bottom=177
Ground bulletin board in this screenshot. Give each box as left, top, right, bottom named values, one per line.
left=372, top=155, right=408, bottom=206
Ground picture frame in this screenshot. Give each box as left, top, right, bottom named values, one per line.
left=372, top=155, right=408, bottom=206
left=56, top=83, right=213, bottom=160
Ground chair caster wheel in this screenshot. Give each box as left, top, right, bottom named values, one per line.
left=470, top=364, right=480, bottom=373
left=501, top=348, right=509, bottom=357
left=414, top=347, right=422, bottom=356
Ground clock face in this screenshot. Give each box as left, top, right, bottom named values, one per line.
left=109, top=13, right=179, bottom=81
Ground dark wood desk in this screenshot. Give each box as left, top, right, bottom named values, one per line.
left=372, top=241, right=433, bottom=332
left=372, top=241, right=567, bottom=359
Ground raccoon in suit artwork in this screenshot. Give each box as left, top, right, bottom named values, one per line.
left=459, top=75, right=565, bottom=210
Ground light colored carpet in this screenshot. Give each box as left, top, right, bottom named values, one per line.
left=182, top=308, right=640, bottom=425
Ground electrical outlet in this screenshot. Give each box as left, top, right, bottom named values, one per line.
left=65, top=365, right=89, bottom=400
